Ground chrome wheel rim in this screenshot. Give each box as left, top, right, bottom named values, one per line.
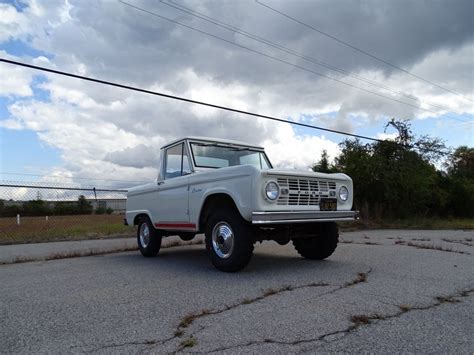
left=211, top=222, right=234, bottom=259
left=139, top=223, right=150, bottom=248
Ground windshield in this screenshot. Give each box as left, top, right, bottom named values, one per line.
left=190, top=143, right=272, bottom=169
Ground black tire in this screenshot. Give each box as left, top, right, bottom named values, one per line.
left=292, top=222, right=339, bottom=260
left=179, top=232, right=195, bottom=242
left=205, top=208, right=254, bottom=272
left=137, top=217, right=162, bottom=257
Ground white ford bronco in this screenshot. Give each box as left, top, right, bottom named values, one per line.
left=126, top=137, right=358, bottom=272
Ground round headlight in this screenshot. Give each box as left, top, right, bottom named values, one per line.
left=339, top=186, right=349, bottom=201
left=265, top=182, right=280, bottom=201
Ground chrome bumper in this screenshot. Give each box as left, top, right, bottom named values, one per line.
left=252, top=210, right=359, bottom=225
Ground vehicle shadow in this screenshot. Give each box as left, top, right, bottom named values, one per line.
left=108, top=243, right=347, bottom=277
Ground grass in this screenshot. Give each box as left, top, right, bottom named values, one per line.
left=1, top=238, right=204, bottom=265
left=348, top=291, right=472, bottom=333
left=405, top=241, right=470, bottom=255
left=178, top=309, right=212, bottom=330
left=399, top=304, right=411, bottom=312
left=441, top=238, right=473, bottom=246
left=349, top=312, right=385, bottom=330
left=345, top=272, right=368, bottom=287
left=0, top=246, right=138, bottom=265
left=435, top=296, right=461, bottom=304
left=178, top=313, right=197, bottom=329
left=394, top=240, right=470, bottom=255
left=340, top=217, right=474, bottom=231
left=350, top=314, right=370, bottom=326
left=180, top=336, right=197, bottom=348
left=0, top=214, right=134, bottom=245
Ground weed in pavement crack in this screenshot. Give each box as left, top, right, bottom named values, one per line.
left=394, top=241, right=471, bottom=255
left=207, top=289, right=473, bottom=353
left=173, top=268, right=373, bottom=352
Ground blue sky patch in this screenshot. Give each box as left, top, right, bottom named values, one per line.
left=0, top=128, right=62, bottom=175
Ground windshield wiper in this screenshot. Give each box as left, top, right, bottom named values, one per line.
left=193, top=143, right=221, bottom=147
left=229, top=147, right=254, bottom=152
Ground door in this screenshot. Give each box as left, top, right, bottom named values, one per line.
left=152, top=143, right=194, bottom=230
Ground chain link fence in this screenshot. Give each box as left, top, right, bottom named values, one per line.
left=0, top=181, right=135, bottom=244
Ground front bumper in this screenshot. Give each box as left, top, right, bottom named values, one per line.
left=252, top=210, right=359, bottom=225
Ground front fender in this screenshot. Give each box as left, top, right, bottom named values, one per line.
left=199, top=187, right=252, bottom=222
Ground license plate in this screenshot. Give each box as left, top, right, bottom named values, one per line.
left=320, top=198, right=337, bottom=211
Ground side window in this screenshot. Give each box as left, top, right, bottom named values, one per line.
left=165, top=143, right=192, bottom=179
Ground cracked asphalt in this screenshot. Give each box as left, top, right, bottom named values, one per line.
left=0, top=229, right=473, bottom=353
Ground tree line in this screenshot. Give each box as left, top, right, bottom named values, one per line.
left=0, top=195, right=114, bottom=217
left=312, top=119, right=473, bottom=219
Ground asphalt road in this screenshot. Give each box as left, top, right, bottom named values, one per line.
left=1, top=230, right=473, bottom=353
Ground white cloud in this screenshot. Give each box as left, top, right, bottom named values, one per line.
left=0, top=3, right=30, bottom=42
left=0, top=52, right=35, bottom=97
left=264, top=126, right=341, bottom=170
left=376, top=132, right=398, bottom=141
left=0, top=0, right=472, bottom=186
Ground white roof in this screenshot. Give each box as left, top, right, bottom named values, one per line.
left=161, top=136, right=264, bottom=150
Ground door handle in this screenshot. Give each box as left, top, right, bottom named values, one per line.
left=157, top=181, right=165, bottom=186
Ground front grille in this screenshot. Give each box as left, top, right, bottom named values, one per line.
left=276, top=177, right=336, bottom=206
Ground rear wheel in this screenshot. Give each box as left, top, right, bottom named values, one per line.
left=205, top=208, right=254, bottom=272
left=137, top=217, right=162, bottom=257
left=292, top=222, right=339, bottom=260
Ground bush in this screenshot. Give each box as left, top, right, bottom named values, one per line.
left=95, top=207, right=106, bottom=215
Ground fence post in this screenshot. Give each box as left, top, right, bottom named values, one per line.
left=16, top=214, right=21, bottom=226
left=46, top=216, right=49, bottom=222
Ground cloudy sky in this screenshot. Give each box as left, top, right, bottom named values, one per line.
left=0, top=0, right=473, bottom=188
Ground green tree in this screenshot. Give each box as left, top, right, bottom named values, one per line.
left=333, top=139, right=373, bottom=217
left=312, top=150, right=331, bottom=173
left=385, top=118, right=449, bottom=162
left=444, top=146, right=474, bottom=217
left=23, top=199, right=50, bottom=216
left=446, top=146, right=474, bottom=179
left=77, top=195, right=93, bottom=214
left=332, top=119, right=449, bottom=219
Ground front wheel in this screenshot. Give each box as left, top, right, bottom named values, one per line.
left=205, top=208, right=254, bottom=272
left=292, top=222, right=339, bottom=260
left=137, top=217, right=162, bottom=257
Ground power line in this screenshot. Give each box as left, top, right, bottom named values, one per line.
left=0, top=58, right=385, bottom=142
left=162, top=0, right=468, bottom=121
left=256, top=0, right=474, bottom=104
left=119, top=1, right=468, bottom=122
left=0, top=58, right=452, bottom=156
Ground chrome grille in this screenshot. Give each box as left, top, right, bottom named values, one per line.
left=276, top=177, right=337, bottom=206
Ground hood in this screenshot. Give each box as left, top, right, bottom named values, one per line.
left=262, top=168, right=351, bottom=181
